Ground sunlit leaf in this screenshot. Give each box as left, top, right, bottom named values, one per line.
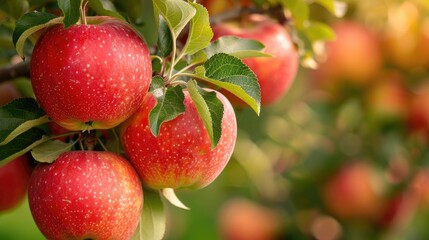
left=194, top=53, right=260, bottom=115
left=181, top=1, right=212, bottom=55
left=152, top=0, right=196, bottom=38
left=187, top=80, right=223, bottom=148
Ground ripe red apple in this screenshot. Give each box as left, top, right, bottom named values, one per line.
left=0, top=155, right=33, bottom=212
left=121, top=90, right=237, bottom=189
left=30, top=16, right=152, bottom=131
left=322, top=161, right=383, bottom=220
left=312, top=21, right=382, bottom=92
left=28, top=151, right=143, bottom=240
left=212, top=14, right=299, bottom=105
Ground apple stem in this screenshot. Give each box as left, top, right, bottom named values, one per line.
left=80, top=0, right=89, bottom=25
left=82, top=131, right=97, bottom=151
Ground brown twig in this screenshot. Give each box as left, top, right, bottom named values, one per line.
left=0, top=60, right=30, bottom=83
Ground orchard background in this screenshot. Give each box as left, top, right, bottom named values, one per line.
left=1, top=0, right=429, bottom=239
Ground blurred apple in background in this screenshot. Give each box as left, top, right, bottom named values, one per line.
left=312, top=21, right=382, bottom=94
left=322, top=161, right=383, bottom=221
left=217, top=197, right=282, bottom=240
left=212, top=14, right=299, bottom=105
left=0, top=155, right=33, bottom=212
left=364, top=71, right=410, bottom=125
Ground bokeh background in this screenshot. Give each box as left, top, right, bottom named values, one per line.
left=2, top=0, right=429, bottom=239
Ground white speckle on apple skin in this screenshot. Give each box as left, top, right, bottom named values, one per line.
left=121, top=90, right=237, bottom=190
left=28, top=151, right=143, bottom=240
left=30, top=18, right=152, bottom=131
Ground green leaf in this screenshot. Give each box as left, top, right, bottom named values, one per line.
left=203, top=36, right=271, bottom=59
left=0, top=130, right=48, bottom=166
left=152, top=0, right=196, bottom=38
left=187, top=80, right=223, bottom=149
left=304, top=21, right=336, bottom=41
left=157, top=16, right=173, bottom=57
left=12, top=11, right=61, bottom=57
left=281, top=0, right=309, bottom=27
left=314, top=0, right=347, bottom=18
left=149, top=76, right=185, bottom=137
left=88, top=0, right=126, bottom=21
left=31, top=139, right=75, bottom=163
left=58, top=0, right=82, bottom=28
left=131, top=189, right=166, bottom=240
left=181, top=1, right=213, bottom=55
left=0, top=98, right=49, bottom=146
left=195, top=53, right=260, bottom=115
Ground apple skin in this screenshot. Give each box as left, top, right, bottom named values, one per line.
left=312, top=21, right=382, bottom=92
left=30, top=16, right=152, bottom=131
left=211, top=15, right=299, bottom=105
left=28, top=151, right=143, bottom=240
left=0, top=155, right=33, bottom=212
left=322, top=161, right=383, bottom=220
left=121, top=90, right=237, bottom=189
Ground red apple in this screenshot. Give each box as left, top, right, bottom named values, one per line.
left=312, top=21, right=382, bottom=92
left=0, top=155, right=33, bottom=212
left=217, top=198, right=281, bottom=240
left=322, top=161, right=383, bottom=220
left=28, top=151, right=143, bottom=240
left=212, top=14, right=299, bottom=105
left=30, top=16, right=152, bottom=131
left=121, top=90, right=237, bottom=189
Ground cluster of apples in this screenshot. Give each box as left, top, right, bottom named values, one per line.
left=0, top=0, right=302, bottom=238
left=10, top=15, right=239, bottom=239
